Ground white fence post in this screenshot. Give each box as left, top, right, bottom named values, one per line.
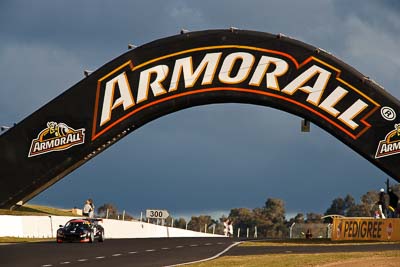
left=327, top=223, right=332, bottom=238
left=254, top=226, right=257, bottom=238
left=237, top=228, right=240, bottom=238
left=49, top=216, right=53, bottom=238
left=289, top=222, right=295, bottom=239
left=246, top=228, right=249, bottom=238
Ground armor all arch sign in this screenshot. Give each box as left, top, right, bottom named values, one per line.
left=0, top=30, right=399, bottom=208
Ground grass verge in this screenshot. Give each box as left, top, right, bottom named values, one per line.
left=0, top=237, right=53, bottom=243
left=189, top=250, right=400, bottom=267
left=241, top=239, right=400, bottom=247
left=0, top=204, right=74, bottom=216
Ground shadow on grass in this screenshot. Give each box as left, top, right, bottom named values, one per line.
left=0, top=206, right=47, bottom=215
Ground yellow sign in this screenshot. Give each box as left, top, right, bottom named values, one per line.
left=332, top=218, right=400, bottom=241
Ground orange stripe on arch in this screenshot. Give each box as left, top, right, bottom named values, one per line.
left=91, top=87, right=364, bottom=141
left=92, top=61, right=135, bottom=142
left=91, top=45, right=379, bottom=141
left=91, top=45, right=302, bottom=141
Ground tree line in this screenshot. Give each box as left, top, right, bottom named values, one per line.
left=95, top=184, right=400, bottom=238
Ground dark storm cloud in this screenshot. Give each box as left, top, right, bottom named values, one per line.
left=0, top=1, right=208, bottom=54
left=334, top=0, right=400, bottom=33
left=0, top=0, right=398, bottom=218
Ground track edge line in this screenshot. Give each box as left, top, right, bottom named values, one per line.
left=163, top=241, right=242, bottom=267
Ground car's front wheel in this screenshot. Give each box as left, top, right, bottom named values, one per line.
left=98, top=231, right=104, bottom=242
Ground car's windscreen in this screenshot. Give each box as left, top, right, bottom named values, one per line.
left=64, top=222, right=90, bottom=231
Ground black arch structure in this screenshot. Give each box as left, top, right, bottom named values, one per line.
left=1, top=29, right=399, bottom=209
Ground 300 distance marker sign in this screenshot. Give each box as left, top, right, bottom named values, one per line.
left=146, top=209, right=169, bottom=219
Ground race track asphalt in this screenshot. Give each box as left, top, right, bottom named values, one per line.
left=1, top=238, right=399, bottom=267
left=0, top=237, right=234, bottom=267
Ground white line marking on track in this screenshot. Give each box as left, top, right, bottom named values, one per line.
left=128, top=251, right=138, bottom=254
left=60, top=262, right=71, bottom=265
left=146, top=249, right=156, bottom=252
left=162, top=247, right=170, bottom=250
left=42, top=265, right=52, bottom=267
left=176, top=245, right=183, bottom=248
left=285, top=250, right=292, bottom=253
left=163, top=241, right=241, bottom=267
left=112, top=253, right=122, bottom=257
left=205, top=243, right=212, bottom=246
left=189, top=244, right=198, bottom=247
left=77, top=259, right=88, bottom=262
left=96, top=256, right=106, bottom=259
left=217, top=242, right=224, bottom=244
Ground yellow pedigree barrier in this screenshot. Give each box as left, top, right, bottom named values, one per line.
left=332, top=217, right=400, bottom=241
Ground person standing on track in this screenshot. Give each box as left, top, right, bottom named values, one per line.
left=88, top=198, right=95, bottom=218
left=83, top=199, right=91, bottom=217
left=377, top=188, right=387, bottom=219
left=223, top=220, right=228, bottom=236
left=228, top=220, right=234, bottom=237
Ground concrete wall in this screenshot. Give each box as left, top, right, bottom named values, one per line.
left=0, top=215, right=222, bottom=238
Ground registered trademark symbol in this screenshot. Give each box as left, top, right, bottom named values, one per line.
left=381, top=106, right=396, bottom=121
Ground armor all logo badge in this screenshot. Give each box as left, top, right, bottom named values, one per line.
left=375, top=124, right=400, bottom=159
left=28, top=122, right=85, bottom=157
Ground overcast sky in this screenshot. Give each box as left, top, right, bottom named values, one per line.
left=1, top=0, right=399, bottom=220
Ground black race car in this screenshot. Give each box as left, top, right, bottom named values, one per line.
left=56, top=218, right=104, bottom=243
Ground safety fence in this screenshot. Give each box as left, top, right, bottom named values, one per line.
left=289, top=223, right=331, bottom=239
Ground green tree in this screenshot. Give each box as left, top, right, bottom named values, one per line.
left=287, top=213, right=305, bottom=226
left=391, top=183, right=400, bottom=195
left=344, top=194, right=356, bottom=210
left=252, top=207, right=273, bottom=238
left=361, top=191, right=379, bottom=207
left=97, top=203, right=118, bottom=219
left=226, top=198, right=288, bottom=238
left=359, top=191, right=379, bottom=217
left=306, top=212, right=322, bottom=223
left=173, top=217, right=187, bottom=229
left=229, top=208, right=256, bottom=237
left=325, top=191, right=384, bottom=218
left=188, top=215, right=212, bottom=232
left=229, top=208, right=255, bottom=227
left=325, top=194, right=355, bottom=216
left=215, top=215, right=228, bottom=235
left=252, top=198, right=287, bottom=238
left=346, top=204, right=371, bottom=217
left=294, top=213, right=305, bottom=223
